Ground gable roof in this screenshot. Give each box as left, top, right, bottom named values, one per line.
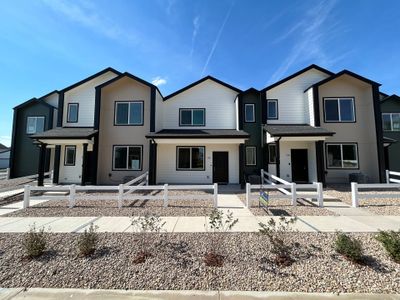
left=305, top=69, right=381, bottom=92
left=164, top=75, right=242, bottom=100
left=262, top=64, right=334, bottom=92
left=0, top=143, right=8, bottom=150
left=13, top=97, right=55, bottom=110
left=381, top=94, right=400, bottom=104
left=240, top=87, right=260, bottom=94
left=60, top=67, right=121, bottom=93
left=38, top=90, right=59, bottom=100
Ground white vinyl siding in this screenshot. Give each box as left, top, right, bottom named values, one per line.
left=266, top=69, right=330, bottom=124
left=162, top=79, right=238, bottom=129
left=62, top=71, right=118, bottom=127
left=59, top=144, right=83, bottom=183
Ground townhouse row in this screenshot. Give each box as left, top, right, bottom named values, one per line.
left=10, top=64, right=397, bottom=186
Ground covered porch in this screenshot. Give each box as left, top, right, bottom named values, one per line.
left=31, top=128, right=98, bottom=186
left=264, top=125, right=335, bottom=184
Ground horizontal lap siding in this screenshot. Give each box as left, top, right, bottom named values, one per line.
left=162, top=80, right=238, bottom=129
left=63, top=72, right=118, bottom=127
left=266, top=69, right=330, bottom=125
left=157, top=143, right=239, bottom=184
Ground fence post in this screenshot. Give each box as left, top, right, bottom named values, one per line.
left=351, top=182, right=359, bottom=207
left=246, top=182, right=250, bottom=208
left=50, top=170, right=54, bottom=182
left=163, top=184, right=168, bottom=207
left=260, top=169, right=264, bottom=184
left=316, top=182, right=324, bottom=207
left=23, top=185, right=30, bottom=209
left=69, top=184, right=76, bottom=208
left=118, top=184, right=124, bottom=208
left=386, top=170, right=390, bottom=184
left=291, top=182, right=297, bottom=206
left=6, top=168, right=10, bottom=180
left=213, top=183, right=218, bottom=207
left=146, top=172, right=149, bottom=186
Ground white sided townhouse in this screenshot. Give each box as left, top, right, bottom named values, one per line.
left=10, top=64, right=385, bottom=186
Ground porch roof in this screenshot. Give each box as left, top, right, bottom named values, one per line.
left=146, top=129, right=250, bottom=139
left=265, top=125, right=335, bottom=137
left=31, top=127, right=98, bottom=140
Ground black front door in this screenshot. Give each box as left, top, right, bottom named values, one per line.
left=291, top=149, right=309, bottom=183
left=83, top=151, right=94, bottom=184
left=213, top=152, right=229, bottom=184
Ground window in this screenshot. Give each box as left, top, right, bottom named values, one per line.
left=245, top=146, right=256, bottom=166
left=324, top=98, right=355, bottom=122
left=67, top=103, right=79, bottom=123
left=113, top=146, right=142, bottom=170
left=64, top=146, right=76, bottom=166
left=115, top=101, right=143, bottom=125
left=268, top=144, right=277, bottom=164
left=267, top=99, right=278, bottom=119
left=26, top=116, right=45, bottom=134
left=177, top=146, right=205, bottom=170
left=326, top=144, right=358, bottom=169
left=382, top=113, right=400, bottom=131
left=179, top=108, right=205, bottom=126
left=244, top=104, right=255, bottom=122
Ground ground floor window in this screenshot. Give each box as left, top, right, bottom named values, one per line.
left=113, top=145, right=142, bottom=170
left=326, top=143, right=358, bottom=169
left=177, top=146, right=205, bottom=170
left=64, top=146, right=76, bottom=166
left=245, top=146, right=256, bottom=166
left=268, top=144, right=277, bottom=163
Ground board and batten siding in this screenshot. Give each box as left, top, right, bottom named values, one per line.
left=266, top=69, right=330, bottom=125
left=58, top=144, right=83, bottom=184
left=162, top=79, right=239, bottom=129
left=157, top=143, right=239, bottom=184
left=62, top=71, right=118, bottom=127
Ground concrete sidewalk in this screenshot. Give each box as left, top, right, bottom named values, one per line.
left=0, top=214, right=399, bottom=233
left=1, top=288, right=399, bottom=300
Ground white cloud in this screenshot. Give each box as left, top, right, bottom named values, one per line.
left=0, top=136, right=11, bottom=147
left=151, top=76, right=167, bottom=86
left=190, top=16, right=200, bottom=58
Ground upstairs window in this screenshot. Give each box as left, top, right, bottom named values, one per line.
left=326, top=143, right=358, bottom=169
left=177, top=146, right=205, bottom=170
left=179, top=108, right=205, bottom=126
left=267, top=99, right=278, bottom=120
left=113, top=145, right=142, bottom=170
left=67, top=103, right=79, bottom=123
left=268, top=144, right=277, bottom=164
left=244, top=104, right=255, bottom=122
left=26, top=116, right=45, bottom=134
left=115, top=101, right=143, bottom=125
left=324, top=98, right=355, bottom=122
left=245, top=146, right=256, bottom=166
left=64, top=146, right=76, bottom=166
left=382, top=113, right=400, bottom=131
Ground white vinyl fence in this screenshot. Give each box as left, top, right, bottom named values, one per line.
left=0, top=168, right=10, bottom=180
left=386, top=170, right=400, bottom=184
left=351, top=182, right=400, bottom=207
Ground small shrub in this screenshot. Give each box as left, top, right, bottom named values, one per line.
left=334, top=232, right=363, bottom=263
left=78, top=223, right=98, bottom=257
left=375, top=230, right=400, bottom=263
left=259, top=216, right=297, bottom=266
left=22, top=224, right=46, bottom=258
left=204, top=209, right=238, bottom=267
left=131, top=214, right=165, bottom=263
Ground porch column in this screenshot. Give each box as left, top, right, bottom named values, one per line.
left=81, top=143, right=88, bottom=186
left=53, top=145, right=61, bottom=184
left=37, top=143, right=47, bottom=186
left=239, top=143, right=245, bottom=188
left=149, top=140, right=157, bottom=185
left=276, top=139, right=281, bottom=177
left=315, top=141, right=326, bottom=186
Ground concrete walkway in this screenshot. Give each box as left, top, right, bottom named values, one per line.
left=1, top=288, right=399, bottom=300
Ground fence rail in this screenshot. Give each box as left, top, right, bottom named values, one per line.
left=23, top=183, right=218, bottom=209
left=351, top=182, right=400, bottom=207
left=386, top=170, right=400, bottom=184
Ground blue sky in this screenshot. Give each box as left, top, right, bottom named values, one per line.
left=1, top=0, right=399, bottom=146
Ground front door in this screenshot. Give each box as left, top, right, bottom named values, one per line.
left=291, top=149, right=309, bottom=183
left=212, top=152, right=229, bottom=184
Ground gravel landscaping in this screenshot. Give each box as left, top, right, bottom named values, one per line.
left=0, top=178, right=34, bottom=190
left=237, top=193, right=336, bottom=216
left=0, top=232, right=399, bottom=293
left=5, top=191, right=214, bottom=217
left=326, top=185, right=400, bottom=215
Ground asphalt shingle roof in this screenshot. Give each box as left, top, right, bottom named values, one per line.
left=31, top=128, right=98, bottom=139
left=146, top=129, right=250, bottom=139
left=265, top=125, right=335, bottom=137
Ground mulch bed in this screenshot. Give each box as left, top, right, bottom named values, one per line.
left=0, top=232, right=398, bottom=293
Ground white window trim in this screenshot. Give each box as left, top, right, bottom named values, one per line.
left=245, top=146, right=257, bottom=166
left=26, top=116, right=45, bottom=134
left=176, top=146, right=205, bottom=170
left=324, top=98, right=355, bottom=122
left=326, top=143, right=359, bottom=169
left=267, top=99, right=278, bottom=120
left=114, top=101, right=144, bottom=125
left=179, top=109, right=205, bottom=126
left=244, top=104, right=255, bottom=122
left=382, top=113, right=400, bottom=131
left=113, top=145, right=143, bottom=170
